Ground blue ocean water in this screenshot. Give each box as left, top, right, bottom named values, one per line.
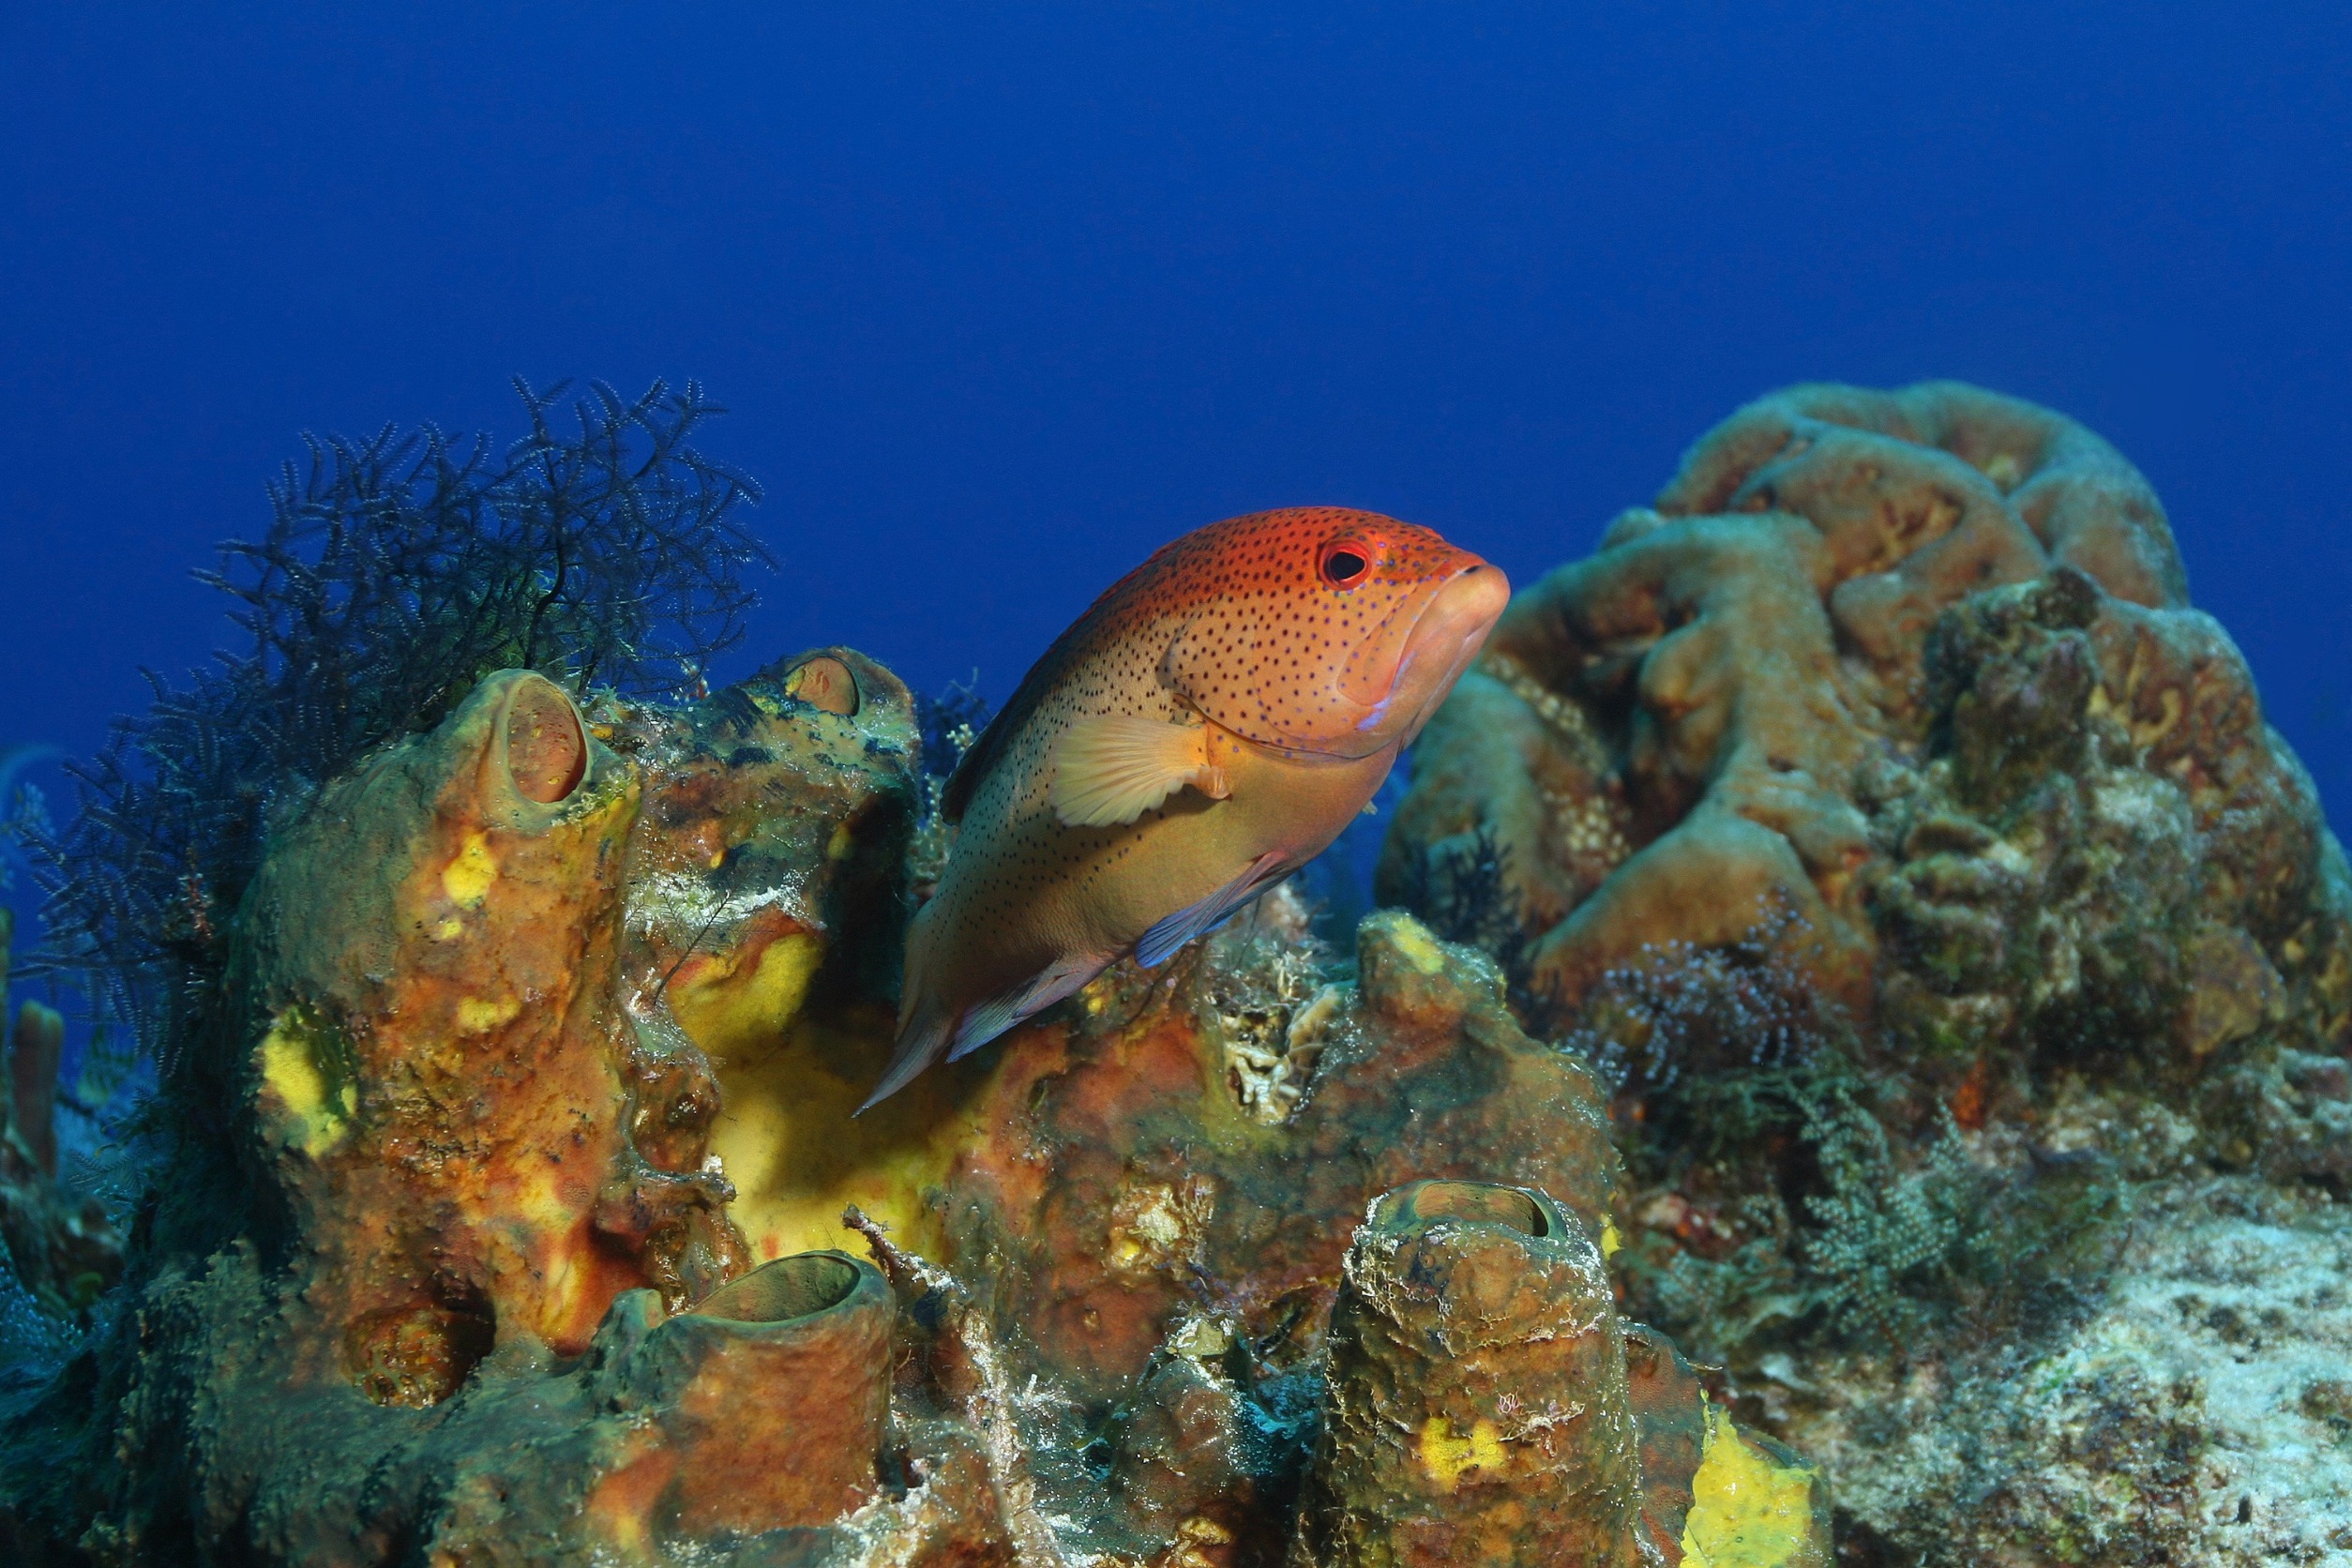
left=2, top=0, right=2346, bottom=858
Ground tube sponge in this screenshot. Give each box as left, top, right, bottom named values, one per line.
left=1292, top=1180, right=1644, bottom=1565
left=612, top=1250, right=896, bottom=1533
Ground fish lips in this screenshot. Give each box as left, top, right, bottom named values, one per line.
left=1269, top=561, right=1507, bottom=760
left=1367, top=561, right=1511, bottom=746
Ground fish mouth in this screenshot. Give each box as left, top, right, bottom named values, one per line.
left=1349, top=562, right=1511, bottom=746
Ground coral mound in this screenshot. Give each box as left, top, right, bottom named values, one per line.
left=1381, top=380, right=2345, bottom=1038
left=1383, top=380, right=2352, bottom=1564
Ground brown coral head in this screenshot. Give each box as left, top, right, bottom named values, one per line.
left=494, top=671, right=589, bottom=804
left=1372, top=1180, right=1554, bottom=1241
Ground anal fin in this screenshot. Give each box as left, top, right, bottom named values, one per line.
left=1135, top=852, right=1289, bottom=969
left=944, top=951, right=1108, bottom=1063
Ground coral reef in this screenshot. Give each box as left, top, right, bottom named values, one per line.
left=12, top=374, right=2344, bottom=1562
left=0, top=908, right=122, bottom=1322
left=1382, top=380, right=2352, bottom=1561
left=0, top=652, right=1820, bottom=1562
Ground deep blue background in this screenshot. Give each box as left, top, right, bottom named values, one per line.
left=4, top=2, right=2348, bottom=868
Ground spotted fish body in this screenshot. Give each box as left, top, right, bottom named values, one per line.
left=864, top=506, right=1508, bottom=1108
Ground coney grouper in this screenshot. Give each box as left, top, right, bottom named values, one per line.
left=864, top=505, right=1509, bottom=1108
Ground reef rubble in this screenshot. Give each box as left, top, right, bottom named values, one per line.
left=1, top=377, right=2342, bottom=1564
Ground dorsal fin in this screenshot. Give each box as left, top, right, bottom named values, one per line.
left=938, top=702, right=1013, bottom=823
left=935, top=561, right=1195, bottom=823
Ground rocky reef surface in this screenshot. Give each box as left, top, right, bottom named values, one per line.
left=0, top=379, right=2342, bottom=1564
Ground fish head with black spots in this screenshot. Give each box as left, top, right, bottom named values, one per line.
left=1154, top=506, right=1511, bottom=760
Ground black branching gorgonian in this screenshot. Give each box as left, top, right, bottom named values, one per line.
left=32, top=380, right=773, bottom=1107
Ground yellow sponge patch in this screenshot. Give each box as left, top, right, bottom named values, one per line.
left=1682, top=1400, right=1819, bottom=1567
left=442, top=831, right=498, bottom=908
left=258, top=1008, right=356, bottom=1158
left=1388, top=915, right=1449, bottom=975
left=669, top=930, right=825, bottom=1061
left=702, top=1012, right=977, bottom=1263
left=1417, top=1416, right=1507, bottom=1491
left=456, top=995, right=522, bottom=1034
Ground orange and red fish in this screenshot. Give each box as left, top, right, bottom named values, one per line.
left=864, top=506, right=1508, bottom=1108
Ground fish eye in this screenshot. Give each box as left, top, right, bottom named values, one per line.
left=1319, top=541, right=1372, bottom=588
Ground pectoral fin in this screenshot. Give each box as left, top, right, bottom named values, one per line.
left=1049, top=714, right=1230, bottom=828
left=1134, top=852, right=1289, bottom=969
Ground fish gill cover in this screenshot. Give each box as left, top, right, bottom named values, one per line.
left=29, top=379, right=772, bottom=1105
